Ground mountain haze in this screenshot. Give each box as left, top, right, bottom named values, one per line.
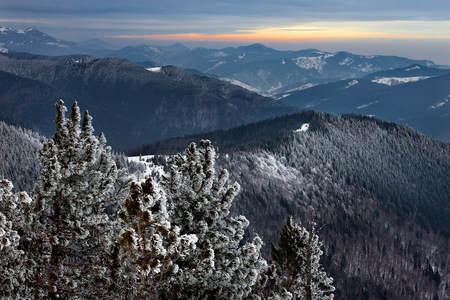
left=1, top=27, right=442, bottom=95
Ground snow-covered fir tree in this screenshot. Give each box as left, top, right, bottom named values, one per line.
left=268, top=212, right=335, bottom=300
left=0, top=179, right=33, bottom=298
left=118, top=178, right=198, bottom=298
left=159, top=140, right=267, bottom=299
left=26, top=100, right=130, bottom=298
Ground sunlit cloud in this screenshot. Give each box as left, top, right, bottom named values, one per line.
left=113, top=21, right=450, bottom=42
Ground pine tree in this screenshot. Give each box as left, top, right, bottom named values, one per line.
left=27, top=100, right=131, bottom=298
left=268, top=212, right=335, bottom=300
left=159, top=140, right=267, bottom=299
left=0, top=179, right=33, bottom=298
left=117, top=178, right=198, bottom=298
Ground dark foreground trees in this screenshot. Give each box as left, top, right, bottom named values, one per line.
left=0, top=101, right=334, bottom=299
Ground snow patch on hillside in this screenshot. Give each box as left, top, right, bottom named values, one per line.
left=221, top=78, right=267, bottom=96
left=358, top=63, right=374, bottom=73
left=206, top=61, right=226, bottom=72
left=144, top=46, right=161, bottom=54
left=339, top=57, right=353, bottom=66
left=46, top=42, right=69, bottom=48
left=211, top=51, right=228, bottom=57
left=430, top=98, right=449, bottom=109
left=372, top=76, right=432, bottom=86
left=0, top=43, right=8, bottom=53
left=147, top=67, right=162, bottom=72
left=357, top=101, right=380, bottom=110
left=344, top=79, right=359, bottom=89
left=295, top=123, right=310, bottom=132
left=286, top=83, right=318, bottom=93
left=267, top=82, right=283, bottom=94
left=405, top=65, right=421, bottom=71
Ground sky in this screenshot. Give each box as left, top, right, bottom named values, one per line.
left=1, top=0, right=450, bottom=64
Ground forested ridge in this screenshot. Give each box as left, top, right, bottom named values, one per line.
left=1, top=106, right=449, bottom=298
left=0, top=53, right=297, bottom=151
left=132, top=111, right=450, bottom=299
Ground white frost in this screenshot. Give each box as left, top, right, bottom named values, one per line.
left=128, top=155, right=166, bottom=181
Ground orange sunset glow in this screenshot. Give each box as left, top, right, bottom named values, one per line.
left=113, top=21, right=450, bottom=42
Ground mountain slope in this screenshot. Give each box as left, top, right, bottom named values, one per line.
left=0, top=122, right=45, bottom=192
left=1, top=27, right=443, bottom=95
left=0, top=54, right=298, bottom=150
left=0, top=69, right=72, bottom=134
left=136, top=111, right=450, bottom=299
left=281, top=72, right=450, bottom=142
left=116, top=44, right=437, bottom=94
left=0, top=27, right=87, bottom=55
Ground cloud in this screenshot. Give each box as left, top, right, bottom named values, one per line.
left=112, top=21, right=450, bottom=42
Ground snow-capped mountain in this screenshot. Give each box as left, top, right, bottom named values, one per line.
left=127, top=45, right=437, bottom=95
left=0, top=27, right=88, bottom=55
left=362, top=64, right=450, bottom=86
left=280, top=69, right=450, bottom=142
left=1, top=27, right=440, bottom=94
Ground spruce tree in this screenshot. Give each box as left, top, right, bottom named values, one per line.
left=0, top=179, right=33, bottom=298
left=28, top=100, right=130, bottom=298
left=268, top=212, right=335, bottom=300
left=118, top=178, right=198, bottom=298
left=159, top=140, right=267, bottom=299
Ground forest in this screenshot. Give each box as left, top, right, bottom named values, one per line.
left=1, top=102, right=449, bottom=299
left=1, top=101, right=336, bottom=299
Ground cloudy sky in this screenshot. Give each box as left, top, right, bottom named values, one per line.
left=1, top=0, right=450, bottom=64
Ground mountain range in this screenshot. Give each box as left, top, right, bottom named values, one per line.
left=280, top=64, right=450, bottom=142
left=1, top=25, right=450, bottom=299
left=127, top=111, right=450, bottom=299
left=0, top=53, right=296, bottom=150
left=1, top=26, right=444, bottom=95
left=2, top=26, right=450, bottom=144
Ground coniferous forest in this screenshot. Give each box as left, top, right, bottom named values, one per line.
left=1, top=100, right=449, bottom=299
left=1, top=101, right=337, bottom=299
